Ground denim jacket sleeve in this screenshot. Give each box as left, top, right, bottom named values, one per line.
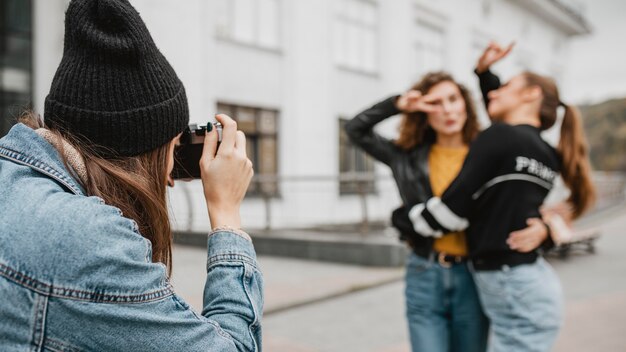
left=42, top=230, right=264, bottom=352
left=203, top=231, right=264, bottom=351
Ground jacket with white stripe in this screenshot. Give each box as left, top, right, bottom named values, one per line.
left=398, top=122, right=561, bottom=262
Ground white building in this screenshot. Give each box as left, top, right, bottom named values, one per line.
left=2, top=0, right=590, bottom=231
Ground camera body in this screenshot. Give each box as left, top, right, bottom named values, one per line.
left=171, top=122, right=222, bottom=179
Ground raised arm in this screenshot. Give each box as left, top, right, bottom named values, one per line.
left=343, top=96, right=402, bottom=165
left=344, top=92, right=441, bottom=165
left=474, top=41, right=514, bottom=110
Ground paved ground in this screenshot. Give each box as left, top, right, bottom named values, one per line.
left=170, top=205, right=626, bottom=351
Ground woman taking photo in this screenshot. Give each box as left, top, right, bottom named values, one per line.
left=345, top=72, right=489, bottom=352
left=0, top=0, right=261, bottom=351
left=395, top=43, right=595, bottom=351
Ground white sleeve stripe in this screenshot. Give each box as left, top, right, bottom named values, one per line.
left=408, top=203, right=442, bottom=238
left=426, top=197, right=469, bottom=231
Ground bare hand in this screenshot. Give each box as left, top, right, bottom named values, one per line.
left=200, top=114, right=254, bottom=229
left=396, top=90, right=442, bottom=114
left=541, top=202, right=574, bottom=225
left=507, top=218, right=547, bottom=253
left=476, top=41, right=515, bottom=74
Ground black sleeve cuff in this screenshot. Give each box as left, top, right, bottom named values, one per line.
left=540, top=221, right=556, bottom=252
left=376, top=95, right=402, bottom=116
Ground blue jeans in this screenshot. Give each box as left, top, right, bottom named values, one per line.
left=405, top=253, right=489, bottom=352
left=471, top=258, right=563, bottom=352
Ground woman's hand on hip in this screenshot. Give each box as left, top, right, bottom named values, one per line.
left=200, top=114, right=254, bottom=229
left=507, top=218, right=548, bottom=253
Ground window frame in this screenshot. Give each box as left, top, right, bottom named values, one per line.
left=333, top=0, right=380, bottom=75
left=338, top=117, right=377, bottom=196
left=0, top=0, right=34, bottom=137
left=215, top=0, right=282, bottom=52
left=216, top=101, right=280, bottom=198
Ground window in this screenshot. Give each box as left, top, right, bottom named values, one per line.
left=481, top=0, right=492, bottom=18
left=333, top=0, right=378, bottom=74
left=338, top=119, right=376, bottom=195
left=215, top=0, right=280, bottom=50
left=413, top=20, right=445, bottom=77
left=1, top=0, right=33, bottom=137
left=217, top=102, right=279, bottom=196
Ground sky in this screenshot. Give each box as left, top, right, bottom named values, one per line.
left=565, top=0, right=626, bottom=105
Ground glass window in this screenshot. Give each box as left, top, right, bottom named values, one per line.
left=258, top=0, right=279, bottom=48
left=333, top=0, right=378, bottom=74
left=338, top=119, right=376, bottom=195
left=1, top=0, right=33, bottom=137
left=232, top=0, right=255, bottom=43
left=216, top=0, right=280, bottom=50
left=5, top=0, right=31, bottom=33
left=217, top=102, right=279, bottom=197
left=413, top=20, right=445, bottom=77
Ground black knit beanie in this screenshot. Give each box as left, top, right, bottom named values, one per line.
left=44, top=0, right=189, bottom=158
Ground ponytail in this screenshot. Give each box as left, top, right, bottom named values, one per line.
left=558, top=104, right=596, bottom=218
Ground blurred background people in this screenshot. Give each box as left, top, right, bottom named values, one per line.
left=395, top=42, right=595, bottom=351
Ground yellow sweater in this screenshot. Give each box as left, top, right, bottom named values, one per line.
left=429, top=145, right=469, bottom=256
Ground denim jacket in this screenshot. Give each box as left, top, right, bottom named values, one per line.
left=0, top=124, right=263, bottom=351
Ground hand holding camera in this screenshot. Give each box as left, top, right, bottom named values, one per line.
left=171, top=121, right=222, bottom=180
left=199, top=114, right=254, bottom=229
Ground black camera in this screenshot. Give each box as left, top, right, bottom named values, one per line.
left=171, top=122, right=222, bottom=179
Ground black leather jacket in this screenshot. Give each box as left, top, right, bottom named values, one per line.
left=344, top=96, right=434, bottom=253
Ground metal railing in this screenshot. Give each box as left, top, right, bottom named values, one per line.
left=174, top=171, right=626, bottom=234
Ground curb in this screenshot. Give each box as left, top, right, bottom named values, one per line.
left=174, top=230, right=409, bottom=267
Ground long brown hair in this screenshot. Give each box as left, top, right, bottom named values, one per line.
left=523, top=72, right=596, bottom=218
left=395, top=72, right=480, bottom=150
left=19, top=112, right=174, bottom=274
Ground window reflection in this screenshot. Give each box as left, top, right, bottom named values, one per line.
left=1, top=0, right=33, bottom=137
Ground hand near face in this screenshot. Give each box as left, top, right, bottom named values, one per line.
left=476, top=41, right=515, bottom=74
left=396, top=90, right=442, bottom=114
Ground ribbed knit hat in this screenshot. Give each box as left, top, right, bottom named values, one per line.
left=44, top=0, right=189, bottom=158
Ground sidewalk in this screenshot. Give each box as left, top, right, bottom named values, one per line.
left=170, top=245, right=403, bottom=314
left=170, top=203, right=626, bottom=351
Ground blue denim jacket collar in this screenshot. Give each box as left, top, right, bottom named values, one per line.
left=0, top=122, right=168, bottom=301
left=0, top=123, right=85, bottom=196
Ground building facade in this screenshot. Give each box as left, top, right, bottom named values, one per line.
left=2, top=0, right=590, bottom=230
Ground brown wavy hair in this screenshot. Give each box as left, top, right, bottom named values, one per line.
left=523, top=72, right=596, bottom=218
left=395, top=72, right=480, bottom=150
left=19, top=112, right=174, bottom=275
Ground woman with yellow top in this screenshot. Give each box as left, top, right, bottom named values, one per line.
left=345, top=72, right=488, bottom=352
left=346, top=70, right=557, bottom=351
